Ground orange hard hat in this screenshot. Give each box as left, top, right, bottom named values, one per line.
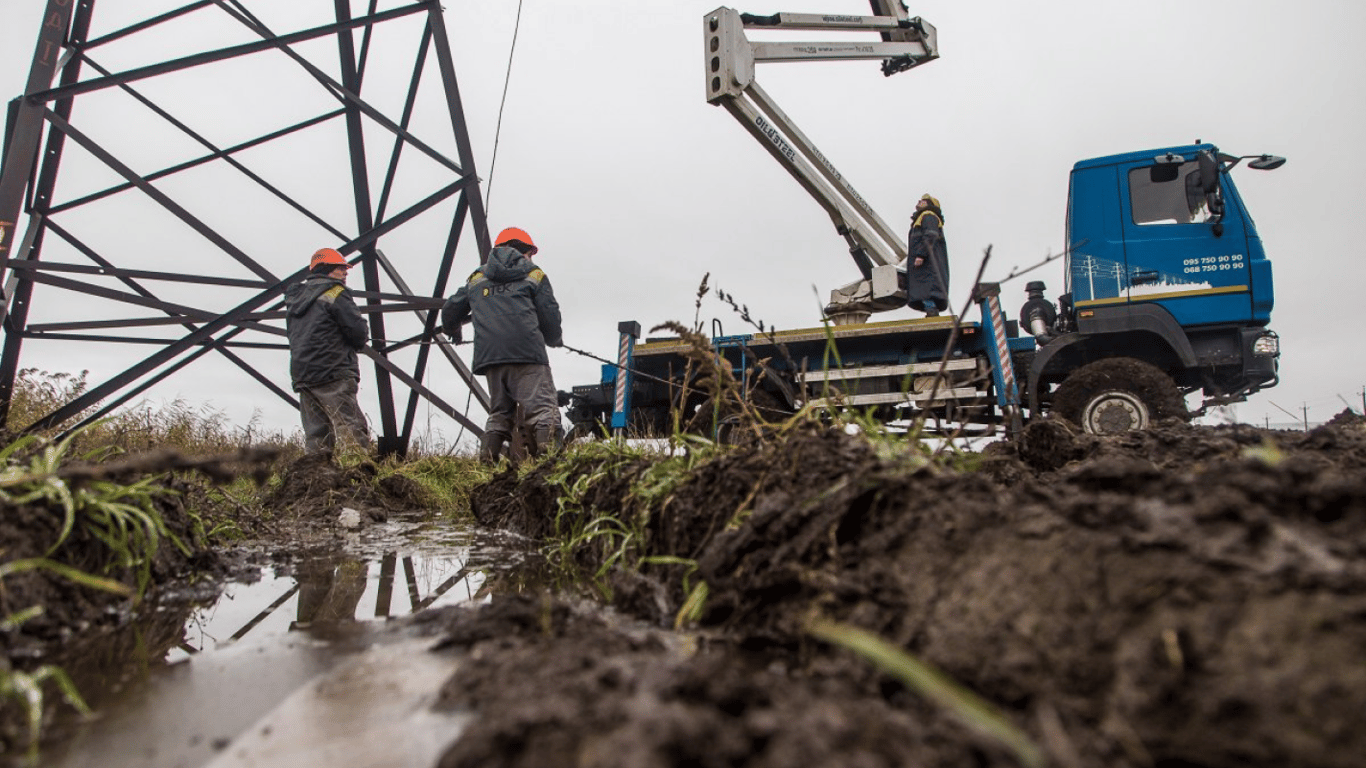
left=310, top=247, right=348, bottom=270
left=494, top=227, right=538, bottom=256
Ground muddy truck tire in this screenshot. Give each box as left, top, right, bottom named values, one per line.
left=1053, top=357, right=1188, bottom=434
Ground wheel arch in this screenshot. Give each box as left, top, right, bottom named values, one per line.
left=1029, top=305, right=1197, bottom=413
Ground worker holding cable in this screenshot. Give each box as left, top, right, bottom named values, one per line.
left=442, top=227, right=563, bottom=463
left=284, top=247, right=372, bottom=455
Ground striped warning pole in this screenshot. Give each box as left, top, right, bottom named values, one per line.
left=975, top=283, right=1022, bottom=433
left=610, top=321, right=641, bottom=435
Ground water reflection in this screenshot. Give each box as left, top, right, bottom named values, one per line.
left=170, top=527, right=510, bottom=660
left=39, top=518, right=543, bottom=768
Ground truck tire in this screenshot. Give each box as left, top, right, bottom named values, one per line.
left=1052, top=358, right=1187, bottom=435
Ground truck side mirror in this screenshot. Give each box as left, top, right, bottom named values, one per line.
left=1248, top=155, right=1286, bottom=170
left=1198, top=151, right=1219, bottom=193
left=1197, top=150, right=1225, bottom=227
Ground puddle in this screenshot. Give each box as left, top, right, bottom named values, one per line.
left=173, top=526, right=506, bottom=658
left=37, top=516, right=543, bottom=768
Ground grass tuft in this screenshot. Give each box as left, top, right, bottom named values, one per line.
left=809, top=619, right=1046, bottom=768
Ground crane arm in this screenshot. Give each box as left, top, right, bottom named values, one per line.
left=704, top=4, right=938, bottom=320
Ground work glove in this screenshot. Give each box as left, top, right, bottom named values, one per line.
left=442, top=323, right=463, bottom=344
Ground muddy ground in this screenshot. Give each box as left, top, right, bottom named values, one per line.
left=0, top=448, right=426, bottom=757
left=446, top=415, right=1366, bottom=768
left=2, top=415, right=1364, bottom=767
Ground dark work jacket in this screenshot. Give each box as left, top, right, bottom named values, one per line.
left=441, top=246, right=563, bottom=375
left=284, top=275, right=368, bottom=390
left=906, top=209, right=949, bottom=311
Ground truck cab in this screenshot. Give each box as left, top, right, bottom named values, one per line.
left=1067, top=143, right=1272, bottom=325
left=1027, top=143, right=1283, bottom=427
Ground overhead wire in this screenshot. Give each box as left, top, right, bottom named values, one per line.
left=444, top=0, right=527, bottom=452
left=484, top=0, right=525, bottom=217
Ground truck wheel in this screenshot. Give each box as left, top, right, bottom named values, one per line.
left=1052, top=358, right=1187, bottom=435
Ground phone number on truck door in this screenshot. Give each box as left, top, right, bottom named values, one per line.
left=1182, top=254, right=1244, bottom=274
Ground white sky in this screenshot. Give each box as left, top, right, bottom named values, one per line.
left=3, top=0, right=1365, bottom=443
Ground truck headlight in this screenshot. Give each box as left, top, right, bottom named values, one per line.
left=1252, top=333, right=1279, bottom=356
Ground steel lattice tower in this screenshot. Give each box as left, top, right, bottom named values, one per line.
left=0, top=0, right=495, bottom=456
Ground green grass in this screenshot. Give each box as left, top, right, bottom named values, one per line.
left=381, top=453, right=490, bottom=518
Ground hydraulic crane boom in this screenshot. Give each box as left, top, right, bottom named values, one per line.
left=703, top=3, right=937, bottom=323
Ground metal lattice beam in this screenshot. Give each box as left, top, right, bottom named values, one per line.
left=0, top=0, right=493, bottom=456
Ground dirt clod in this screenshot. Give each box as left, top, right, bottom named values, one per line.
left=438, top=417, right=1366, bottom=768
left=263, top=453, right=426, bottom=525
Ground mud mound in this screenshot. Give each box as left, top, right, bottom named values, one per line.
left=0, top=475, right=207, bottom=653
left=470, top=462, right=573, bottom=541
left=1326, top=407, right=1366, bottom=427
left=263, top=453, right=426, bottom=525
left=458, top=420, right=1366, bottom=768
left=0, top=447, right=280, bottom=650
left=1004, top=415, right=1366, bottom=478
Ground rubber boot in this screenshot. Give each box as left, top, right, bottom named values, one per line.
left=479, top=432, right=508, bottom=465
left=530, top=424, right=561, bottom=458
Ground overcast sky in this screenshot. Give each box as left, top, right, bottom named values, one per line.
left=3, top=0, right=1365, bottom=444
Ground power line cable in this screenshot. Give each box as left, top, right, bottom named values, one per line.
left=484, top=0, right=525, bottom=216
left=442, top=0, right=525, bottom=452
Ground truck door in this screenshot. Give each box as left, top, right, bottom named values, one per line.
left=1116, top=155, right=1254, bottom=326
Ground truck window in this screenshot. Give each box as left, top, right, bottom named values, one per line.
left=1129, top=161, right=1212, bottom=225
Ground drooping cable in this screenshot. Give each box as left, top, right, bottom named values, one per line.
left=445, top=0, right=525, bottom=455
left=484, top=0, right=525, bottom=216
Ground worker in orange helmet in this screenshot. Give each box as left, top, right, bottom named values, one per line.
left=283, top=248, right=372, bottom=455
left=441, top=227, right=563, bottom=463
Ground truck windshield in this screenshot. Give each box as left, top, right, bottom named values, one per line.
left=1129, top=161, right=1213, bottom=225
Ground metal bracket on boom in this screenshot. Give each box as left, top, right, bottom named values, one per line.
left=703, top=4, right=938, bottom=324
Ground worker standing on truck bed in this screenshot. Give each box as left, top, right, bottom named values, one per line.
left=906, top=193, right=949, bottom=316
left=284, top=248, right=372, bottom=455
left=442, top=227, right=564, bottom=463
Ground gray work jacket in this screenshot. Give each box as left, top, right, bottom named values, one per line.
left=441, top=246, right=562, bottom=375
left=284, top=274, right=368, bottom=390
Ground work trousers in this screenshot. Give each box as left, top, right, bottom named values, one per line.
left=298, top=377, right=370, bottom=454
left=482, top=363, right=560, bottom=441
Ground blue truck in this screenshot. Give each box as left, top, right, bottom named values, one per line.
left=566, top=142, right=1282, bottom=438
left=565, top=8, right=1283, bottom=438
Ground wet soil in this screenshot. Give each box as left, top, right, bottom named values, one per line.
left=4, top=414, right=1365, bottom=767
left=447, top=414, right=1366, bottom=768
left=0, top=449, right=427, bottom=758
left=261, top=452, right=428, bottom=527
left=0, top=457, right=255, bottom=656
